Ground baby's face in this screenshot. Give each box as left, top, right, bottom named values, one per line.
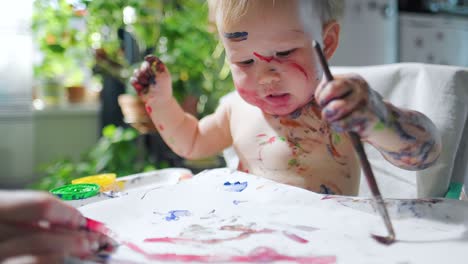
left=221, top=1, right=323, bottom=116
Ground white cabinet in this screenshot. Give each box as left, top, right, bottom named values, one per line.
left=400, top=13, right=468, bottom=66
left=33, top=105, right=100, bottom=174
left=331, top=0, right=398, bottom=66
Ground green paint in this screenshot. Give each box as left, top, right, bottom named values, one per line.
left=279, top=136, right=286, bottom=142
left=169, top=137, right=176, bottom=145
left=288, top=158, right=298, bottom=167
left=373, top=121, right=386, bottom=131
left=332, top=133, right=341, bottom=145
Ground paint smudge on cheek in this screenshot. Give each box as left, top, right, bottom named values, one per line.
left=290, top=62, right=308, bottom=80
left=224, top=181, right=248, bottom=192
left=158, top=124, right=164, bottom=131
left=237, top=87, right=268, bottom=109
left=164, top=210, right=191, bottom=221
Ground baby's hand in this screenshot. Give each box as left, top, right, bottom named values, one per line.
left=315, top=74, right=388, bottom=137
left=130, top=55, right=172, bottom=104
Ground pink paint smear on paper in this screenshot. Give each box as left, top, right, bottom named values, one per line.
left=124, top=242, right=336, bottom=263
left=144, top=225, right=309, bottom=245
left=282, top=231, right=309, bottom=244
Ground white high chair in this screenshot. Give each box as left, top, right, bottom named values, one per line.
left=222, top=63, right=468, bottom=199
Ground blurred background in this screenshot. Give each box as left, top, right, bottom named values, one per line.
left=0, top=0, right=467, bottom=190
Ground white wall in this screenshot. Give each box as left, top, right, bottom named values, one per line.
left=0, top=0, right=34, bottom=188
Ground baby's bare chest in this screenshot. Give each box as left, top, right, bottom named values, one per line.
left=229, top=105, right=360, bottom=195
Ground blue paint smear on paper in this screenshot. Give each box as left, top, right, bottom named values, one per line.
left=164, top=210, right=191, bottom=221
left=233, top=200, right=248, bottom=205
left=224, top=181, right=248, bottom=192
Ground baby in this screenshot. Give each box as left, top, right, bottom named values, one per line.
left=131, top=0, right=441, bottom=196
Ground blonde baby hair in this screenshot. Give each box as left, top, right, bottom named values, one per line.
left=208, top=0, right=344, bottom=33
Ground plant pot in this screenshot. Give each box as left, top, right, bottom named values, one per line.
left=38, top=78, right=64, bottom=106
left=66, top=86, right=86, bottom=103
left=118, top=94, right=157, bottom=134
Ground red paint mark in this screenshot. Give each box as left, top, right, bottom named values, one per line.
left=145, top=105, right=153, bottom=114
left=267, top=136, right=276, bottom=144
left=144, top=227, right=272, bottom=245
left=178, top=173, right=193, bottom=182
left=310, top=105, right=322, bottom=119
left=256, top=133, right=267, bottom=138
left=280, top=119, right=302, bottom=128
left=297, top=167, right=307, bottom=173
left=237, top=87, right=268, bottom=110
left=282, top=231, right=309, bottom=244
left=253, top=52, right=274, bottom=63
left=238, top=161, right=249, bottom=173
left=124, top=242, right=336, bottom=263
left=144, top=237, right=191, bottom=243
left=84, top=217, right=109, bottom=234
left=158, top=124, right=165, bottom=131
left=290, top=62, right=308, bottom=80
left=321, top=195, right=335, bottom=200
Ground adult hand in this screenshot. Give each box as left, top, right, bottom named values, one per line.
left=0, top=190, right=110, bottom=263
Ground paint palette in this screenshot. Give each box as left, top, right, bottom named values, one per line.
left=80, top=168, right=468, bottom=263
left=65, top=168, right=192, bottom=208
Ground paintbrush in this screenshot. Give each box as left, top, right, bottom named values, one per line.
left=312, top=41, right=396, bottom=245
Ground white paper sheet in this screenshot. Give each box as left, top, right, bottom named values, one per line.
left=79, top=168, right=468, bottom=264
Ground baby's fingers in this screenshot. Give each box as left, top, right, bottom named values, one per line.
left=322, top=90, right=365, bottom=122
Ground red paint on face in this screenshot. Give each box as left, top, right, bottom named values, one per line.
left=145, top=105, right=152, bottom=114
left=237, top=87, right=268, bottom=109
left=158, top=124, right=164, bottom=131
left=267, top=136, right=276, bottom=144
left=290, top=62, right=308, bottom=80
left=256, top=133, right=267, bottom=137
left=253, top=52, right=274, bottom=63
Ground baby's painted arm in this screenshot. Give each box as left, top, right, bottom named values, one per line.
left=315, top=74, right=442, bottom=170
left=131, top=55, right=232, bottom=159
left=363, top=101, right=441, bottom=170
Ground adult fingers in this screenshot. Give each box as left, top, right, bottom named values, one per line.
left=0, top=231, right=100, bottom=261
left=0, top=191, right=85, bottom=229
left=1, top=253, right=67, bottom=264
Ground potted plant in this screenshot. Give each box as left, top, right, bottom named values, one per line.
left=118, top=1, right=233, bottom=134
left=31, top=125, right=165, bottom=191
left=32, top=0, right=92, bottom=105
